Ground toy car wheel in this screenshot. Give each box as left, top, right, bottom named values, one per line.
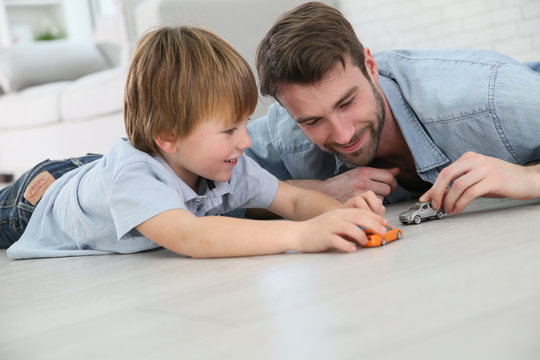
left=436, top=210, right=444, bottom=219
left=413, top=215, right=422, bottom=224
left=397, top=232, right=403, bottom=239
left=381, top=238, right=386, bottom=246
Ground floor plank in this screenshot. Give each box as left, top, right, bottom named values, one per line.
left=1, top=198, right=539, bottom=359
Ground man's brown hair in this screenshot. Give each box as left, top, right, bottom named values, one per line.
left=256, top=2, right=368, bottom=98
left=124, top=26, right=258, bottom=154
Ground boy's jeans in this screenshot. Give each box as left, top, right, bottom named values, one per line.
left=0, top=155, right=102, bottom=248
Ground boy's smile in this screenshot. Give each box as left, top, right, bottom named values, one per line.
left=225, top=158, right=239, bottom=165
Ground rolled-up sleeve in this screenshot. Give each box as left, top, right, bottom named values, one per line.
left=493, top=61, right=540, bottom=164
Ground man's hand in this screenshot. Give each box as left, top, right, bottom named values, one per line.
left=342, top=191, right=386, bottom=216
left=319, top=167, right=399, bottom=202
left=420, top=152, right=540, bottom=215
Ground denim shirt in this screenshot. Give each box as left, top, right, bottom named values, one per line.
left=247, top=49, right=540, bottom=202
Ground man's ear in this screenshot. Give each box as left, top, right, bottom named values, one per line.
left=154, top=132, right=178, bottom=154
left=363, top=47, right=379, bottom=83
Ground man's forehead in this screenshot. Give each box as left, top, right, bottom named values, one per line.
left=276, top=56, right=350, bottom=91
left=276, top=68, right=363, bottom=120
left=277, top=57, right=363, bottom=96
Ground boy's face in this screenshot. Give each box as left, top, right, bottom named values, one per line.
left=169, top=115, right=252, bottom=188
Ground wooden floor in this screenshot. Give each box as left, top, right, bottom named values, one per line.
left=1, top=197, right=539, bottom=360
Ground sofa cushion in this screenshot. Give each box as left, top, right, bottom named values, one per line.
left=0, top=40, right=111, bottom=92
left=60, top=67, right=126, bottom=122
left=0, top=82, right=69, bottom=129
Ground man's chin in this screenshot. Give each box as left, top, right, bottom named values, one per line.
left=323, top=131, right=379, bottom=167
left=325, top=147, right=374, bottom=167
left=325, top=153, right=359, bottom=167
left=338, top=154, right=369, bottom=167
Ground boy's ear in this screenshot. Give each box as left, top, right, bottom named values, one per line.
left=154, top=132, right=178, bottom=154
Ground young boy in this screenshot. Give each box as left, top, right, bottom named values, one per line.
left=1, top=26, right=387, bottom=260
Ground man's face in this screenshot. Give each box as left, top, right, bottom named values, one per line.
left=276, top=56, right=385, bottom=166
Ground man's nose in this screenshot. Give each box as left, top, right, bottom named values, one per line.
left=328, top=116, right=355, bottom=145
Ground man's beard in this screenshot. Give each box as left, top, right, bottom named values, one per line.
left=322, top=80, right=386, bottom=166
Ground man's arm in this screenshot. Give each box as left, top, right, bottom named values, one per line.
left=268, top=181, right=385, bottom=219
left=421, top=60, right=540, bottom=214
left=420, top=152, right=540, bottom=215
left=245, top=170, right=393, bottom=219
left=286, top=166, right=400, bottom=202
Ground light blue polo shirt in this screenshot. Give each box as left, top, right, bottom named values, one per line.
left=7, top=138, right=278, bottom=259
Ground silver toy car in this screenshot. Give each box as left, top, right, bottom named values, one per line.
left=399, top=201, right=445, bottom=224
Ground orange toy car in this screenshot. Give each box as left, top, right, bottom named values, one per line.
left=362, top=226, right=404, bottom=247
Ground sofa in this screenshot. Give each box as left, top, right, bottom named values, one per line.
left=0, top=0, right=141, bottom=178
left=0, top=0, right=330, bottom=178
left=0, top=43, right=127, bottom=177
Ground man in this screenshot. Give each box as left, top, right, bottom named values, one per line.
left=246, top=1, right=540, bottom=215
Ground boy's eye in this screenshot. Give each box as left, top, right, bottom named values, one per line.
left=223, top=127, right=237, bottom=134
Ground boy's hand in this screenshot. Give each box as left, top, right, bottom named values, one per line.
left=342, top=191, right=385, bottom=216
left=295, top=208, right=388, bottom=253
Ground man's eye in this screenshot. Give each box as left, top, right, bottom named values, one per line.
left=340, top=97, right=355, bottom=108
left=303, top=119, right=320, bottom=127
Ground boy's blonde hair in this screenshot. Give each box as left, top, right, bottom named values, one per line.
left=124, top=26, right=258, bottom=154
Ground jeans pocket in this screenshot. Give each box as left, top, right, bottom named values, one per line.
left=0, top=183, right=34, bottom=248
left=0, top=222, right=15, bottom=248
left=0, top=215, right=27, bottom=248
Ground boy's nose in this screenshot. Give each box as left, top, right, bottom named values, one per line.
left=238, top=126, right=252, bottom=149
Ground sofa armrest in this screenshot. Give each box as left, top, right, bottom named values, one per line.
left=60, top=66, right=127, bottom=122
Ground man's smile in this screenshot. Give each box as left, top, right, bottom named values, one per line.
left=335, top=129, right=367, bottom=153
left=326, top=126, right=369, bottom=155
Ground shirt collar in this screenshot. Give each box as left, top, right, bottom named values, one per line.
left=197, top=178, right=231, bottom=198
left=153, top=155, right=231, bottom=202
left=378, top=75, right=449, bottom=182
left=334, top=156, right=355, bottom=174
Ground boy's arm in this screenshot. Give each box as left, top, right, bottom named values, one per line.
left=267, top=181, right=343, bottom=220
left=136, top=209, right=298, bottom=258
left=136, top=204, right=387, bottom=259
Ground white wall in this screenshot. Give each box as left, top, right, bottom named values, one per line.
left=0, top=0, right=93, bottom=45
left=340, top=0, right=540, bottom=62
left=62, top=0, right=93, bottom=42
